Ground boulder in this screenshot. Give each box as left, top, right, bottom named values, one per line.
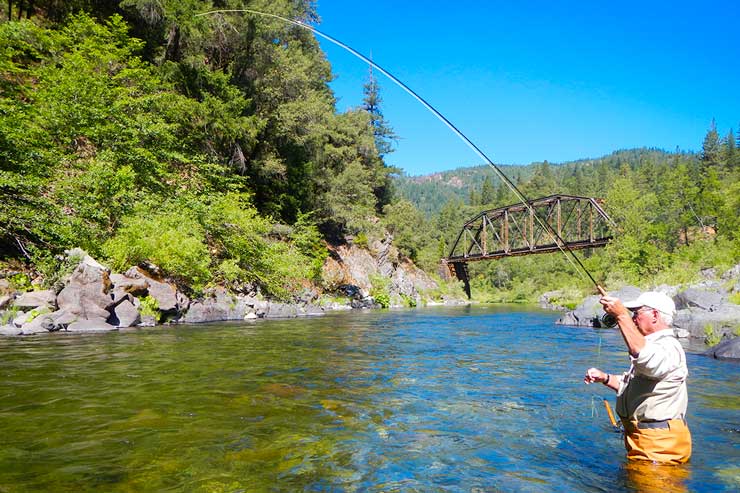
left=675, top=288, right=724, bottom=312
left=109, top=273, right=148, bottom=305
left=124, top=267, right=189, bottom=315
left=674, top=305, right=740, bottom=339
left=181, top=288, right=252, bottom=323
left=264, top=302, right=298, bottom=319
left=703, top=337, right=740, bottom=361
left=557, top=286, right=641, bottom=327
left=65, top=319, right=117, bottom=332
left=0, top=324, right=20, bottom=336
left=0, top=294, right=12, bottom=310
left=19, top=314, right=57, bottom=334
left=299, top=303, right=325, bottom=316
left=49, top=309, right=78, bottom=328
left=109, top=300, right=141, bottom=328
left=13, top=290, right=56, bottom=310
left=57, top=262, right=112, bottom=320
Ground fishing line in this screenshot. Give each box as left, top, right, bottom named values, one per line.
left=195, top=8, right=602, bottom=289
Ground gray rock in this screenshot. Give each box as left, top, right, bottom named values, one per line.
left=138, top=315, right=156, bottom=327
left=49, top=309, right=77, bottom=328
left=703, top=337, right=740, bottom=361
left=0, top=294, right=14, bottom=310
left=264, top=302, right=299, bottom=318
left=109, top=273, right=148, bottom=296
left=300, top=304, right=325, bottom=316
left=244, top=311, right=259, bottom=320
left=674, top=328, right=691, bottom=339
left=19, top=314, right=56, bottom=334
left=65, top=319, right=117, bottom=332
left=675, top=288, right=724, bottom=312
left=181, top=288, right=249, bottom=323
left=124, top=267, right=188, bottom=315
left=110, top=300, right=140, bottom=328
left=57, top=262, right=112, bottom=320
left=13, top=290, right=56, bottom=309
left=0, top=324, right=20, bottom=336
left=12, top=311, right=31, bottom=327
left=557, top=286, right=641, bottom=327
left=674, top=305, right=740, bottom=339
left=352, top=297, right=379, bottom=309
left=721, top=263, right=740, bottom=281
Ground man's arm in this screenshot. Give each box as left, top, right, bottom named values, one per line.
left=600, top=295, right=645, bottom=357
left=584, top=367, right=620, bottom=391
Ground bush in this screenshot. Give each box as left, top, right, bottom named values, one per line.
left=369, top=273, right=391, bottom=308
left=103, top=207, right=211, bottom=288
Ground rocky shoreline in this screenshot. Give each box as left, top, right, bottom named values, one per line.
left=0, top=242, right=467, bottom=336
left=547, top=263, right=740, bottom=361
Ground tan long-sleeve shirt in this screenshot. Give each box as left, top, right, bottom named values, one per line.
left=616, top=329, right=688, bottom=421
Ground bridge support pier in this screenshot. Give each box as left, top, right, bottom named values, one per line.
left=448, top=261, right=471, bottom=299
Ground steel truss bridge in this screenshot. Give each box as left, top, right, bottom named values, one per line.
left=442, top=194, right=614, bottom=298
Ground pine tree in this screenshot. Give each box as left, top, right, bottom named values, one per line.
left=724, top=129, right=737, bottom=169
left=479, top=176, right=495, bottom=205
left=362, top=66, right=397, bottom=156
left=701, top=119, right=721, bottom=168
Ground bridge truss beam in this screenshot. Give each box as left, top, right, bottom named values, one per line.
left=443, top=194, right=614, bottom=297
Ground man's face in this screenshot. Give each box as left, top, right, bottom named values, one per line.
left=630, top=306, right=655, bottom=334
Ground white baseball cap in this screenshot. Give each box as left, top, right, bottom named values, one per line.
left=624, top=291, right=676, bottom=318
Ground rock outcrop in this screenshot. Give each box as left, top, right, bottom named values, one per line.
left=556, top=263, right=740, bottom=360
left=322, top=236, right=440, bottom=308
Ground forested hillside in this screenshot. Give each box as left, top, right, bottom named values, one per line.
left=391, top=138, right=740, bottom=302
left=0, top=1, right=400, bottom=299
left=1, top=1, right=738, bottom=304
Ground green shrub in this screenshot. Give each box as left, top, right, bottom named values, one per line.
left=353, top=232, right=369, bottom=249
left=25, top=306, right=50, bottom=323
left=704, top=324, right=722, bottom=346
left=729, top=292, right=740, bottom=306
left=369, top=274, right=391, bottom=308
left=0, top=306, right=20, bottom=325
left=103, top=207, right=211, bottom=289
left=400, top=293, right=417, bottom=308
left=138, top=295, right=159, bottom=317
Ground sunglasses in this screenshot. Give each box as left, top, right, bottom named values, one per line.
left=630, top=306, right=654, bottom=318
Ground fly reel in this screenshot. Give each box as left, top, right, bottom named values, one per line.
left=600, top=313, right=618, bottom=328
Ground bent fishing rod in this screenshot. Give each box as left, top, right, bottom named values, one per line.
left=196, top=9, right=608, bottom=295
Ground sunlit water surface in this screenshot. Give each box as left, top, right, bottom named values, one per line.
left=0, top=306, right=738, bottom=492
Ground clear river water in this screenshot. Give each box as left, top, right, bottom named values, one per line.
left=0, top=305, right=738, bottom=492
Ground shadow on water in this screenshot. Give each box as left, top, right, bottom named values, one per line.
left=0, top=305, right=737, bottom=492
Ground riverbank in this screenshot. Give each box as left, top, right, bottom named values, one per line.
left=547, top=263, right=740, bottom=360
left=0, top=243, right=468, bottom=336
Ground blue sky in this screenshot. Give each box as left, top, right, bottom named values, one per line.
left=313, top=1, right=740, bottom=176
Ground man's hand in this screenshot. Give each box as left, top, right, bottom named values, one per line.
left=584, top=367, right=608, bottom=384
left=599, top=295, right=629, bottom=317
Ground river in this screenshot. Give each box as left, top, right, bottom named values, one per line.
left=0, top=306, right=737, bottom=492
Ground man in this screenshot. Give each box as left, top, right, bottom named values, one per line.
left=584, top=291, right=691, bottom=464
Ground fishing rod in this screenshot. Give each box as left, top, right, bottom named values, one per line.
left=195, top=8, right=607, bottom=294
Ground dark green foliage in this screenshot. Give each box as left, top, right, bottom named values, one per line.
left=0, top=3, right=392, bottom=298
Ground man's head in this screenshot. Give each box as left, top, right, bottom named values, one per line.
left=624, top=291, right=675, bottom=334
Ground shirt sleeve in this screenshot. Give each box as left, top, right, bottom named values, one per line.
left=632, top=337, right=683, bottom=379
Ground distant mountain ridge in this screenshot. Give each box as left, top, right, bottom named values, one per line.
left=393, top=147, right=692, bottom=217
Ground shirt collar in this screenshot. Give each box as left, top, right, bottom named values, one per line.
left=645, top=328, right=674, bottom=341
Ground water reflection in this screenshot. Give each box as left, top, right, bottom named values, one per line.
left=621, top=461, right=690, bottom=493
